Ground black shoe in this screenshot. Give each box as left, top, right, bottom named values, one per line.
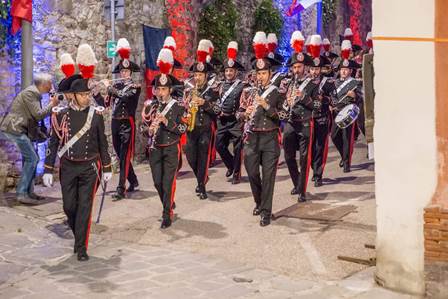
left=127, top=182, right=139, bottom=193
left=199, top=192, right=208, bottom=200
left=339, top=160, right=344, bottom=168
left=314, top=179, right=323, bottom=187
left=74, top=247, right=77, bottom=254
left=232, top=176, right=240, bottom=185
left=195, top=186, right=200, bottom=194
left=77, top=249, right=89, bottom=262
left=260, top=213, right=271, bottom=227
left=290, top=187, right=298, bottom=195
left=298, top=194, right=307, bottom=203
left=311, top=177, right=316, bottom=182
left=161, top=218, right=172, bottom=229
left=28, top=193, right=45, bottom=200
left=343, top=164, right=351, bottom=173
left=172, top=202, right=176, bottom=210
left=112, top=192, right=125, bottom=201
left=253, top=206, right=261, bottom=216
left=225, top=169, right=233, bottom=178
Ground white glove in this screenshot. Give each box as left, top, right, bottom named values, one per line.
left=103, top=172, right=112, bottom=182
left=43, top=173, right=53, bottom=187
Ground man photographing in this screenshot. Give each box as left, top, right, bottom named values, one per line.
left=0, top=73, right=58, bottom=205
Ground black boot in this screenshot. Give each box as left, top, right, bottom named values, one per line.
left=127, top=181, right=139, bottom=193
left=112, top=189, right=125, bottom=201
left=77, top=248, right=89, bottom=262
left=290, top=187, right=298, bottom=195
left=161, top=218, right=172, bottom=229
left=260, top=212, right=271, bottom=227
left=314, top=178, right=323, bottom=187
left=198, top=185, right=208, bottom=200
left=339, top=160, right=344, bottom=168
left=195, top=186, right=200, bottom=194
left=253, top=206, right=261, bottom=216
left=343, top=164, right=350, bottom=173
left=225, top=169, right=233, bottom=178
left=298, top=193, right=307, bottom=203
left=232, top=174, right=240, bottom=185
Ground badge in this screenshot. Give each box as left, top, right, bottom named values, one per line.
left=256, top=59, right=265, bottom=70
left=268, top=52, right=274, bottom=59
left=313, top=58, right=320, bottom=66
left=160, top=74, right=168, bottom=85
left=297, top=53, right=304, bottom=62
left=197, top=62, right=205, bottom=72
left=343, top=59, right=350, bottom=67
left=122, top=59, right=130, bottom=68
left=228, top=59, right=235, bottom=68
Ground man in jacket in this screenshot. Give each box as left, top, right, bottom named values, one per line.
left=0, top=73, right=58, bottom=204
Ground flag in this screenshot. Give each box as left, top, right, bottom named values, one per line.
left=142, top=25, right=170, bottom=98
left=10, top=0, right=32, bottom=35
left=286, top=0, right=321, bottom=17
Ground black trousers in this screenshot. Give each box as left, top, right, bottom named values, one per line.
left=283, top=121, right=313, bottom=196
left=244, top=130, right=280, bottom=214
left=312, top=117, right=330, bottom=180
left=331, top=119, right=356, bottom=167
left=185, top=127, right=212, bottom=189
left=112, top=118, right=138, bottom=193
left=149, top=143, right=180, bottom=220
left=216, top=116, right=243, bottom=177
left=60, top=158, right=99, bottom=252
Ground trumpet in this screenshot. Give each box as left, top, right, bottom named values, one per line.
left=187, top=85, right=199, bottom=132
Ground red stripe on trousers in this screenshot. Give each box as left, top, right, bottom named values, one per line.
left=85, top=160, right=101, bottom=249
left=348, top=122, right=356, bottom=166
left=204, top=131, right=213, bottom=185
left=321, top=120, right=331, bottom=174
left=211, top=122, right=217, bottom=163
left=169, top=143, right=181, bottom=219
left=304, top=120, right=314, bottom=194
left=124, top=117, right=135, bottom=189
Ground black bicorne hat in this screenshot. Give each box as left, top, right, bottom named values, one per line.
left=58, top=74, right=83, bottom=93
left=112, top=59, right=141, bottom=74
left=68, top=78, right=91, bottom=93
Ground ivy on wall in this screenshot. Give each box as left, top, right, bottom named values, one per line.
left=322, top=0, right=336, bottom=26
left=0, top=0, right=12, bottom=54
left=253, top=0, right=282, bottom=38
left=198, top=0, right=238, bottom=60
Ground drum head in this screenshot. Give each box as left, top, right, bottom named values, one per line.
left=335, top=104, right=360, bottom=129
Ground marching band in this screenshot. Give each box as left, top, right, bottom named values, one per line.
left=43, top=28, right=371, bottom=260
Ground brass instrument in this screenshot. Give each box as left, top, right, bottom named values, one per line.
left=187, top=85, right=199, bottom=132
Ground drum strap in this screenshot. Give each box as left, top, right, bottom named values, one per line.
left=336, top=78, right=355, bottom=97
left=319, top=77, right=328, bottom=93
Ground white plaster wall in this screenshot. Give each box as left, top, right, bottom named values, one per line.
left=373, top=0, right=436, bottom=295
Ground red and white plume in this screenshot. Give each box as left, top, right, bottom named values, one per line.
left=197, top=39, right=209, bottom=63
left=341, top=39, right=352, bottom=60
left=76, top=44, right=97, bottom=79
left=305, top=35, right=312, bottom=54
left=366, top=32, right=373, bottom=49
left=290, top=31, right=304, bottom=53
left=157, top=48, right=174, bottom=75
left=116, top=38, right=131, bottom=60
left=309, top=34, right=322, bottom=59
left=253, top=31, right=267, bottom=59
left=344, top=28, right=353, bottom=42
left=163, top=36, right=176, bottom=52
left=227, top=41, right=238, bottom=61
left=322, top=38, right=331, bottom=52
left=59, top=53, right=75, bottom=78
left=267, top=33, right=278, bottom=54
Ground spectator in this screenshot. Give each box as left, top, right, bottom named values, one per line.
left=0, top=73, right=58, bottom=204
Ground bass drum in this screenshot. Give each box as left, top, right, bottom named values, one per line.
left=335, top=104, right=360, bottom=129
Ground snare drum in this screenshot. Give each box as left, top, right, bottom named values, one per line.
left=335, top=104, right=360, bottom=129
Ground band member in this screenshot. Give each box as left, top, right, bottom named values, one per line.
left=331, top=58, right=362, bottom=173
left=162, top=36, right=184, bottom=100
left=142, top=49, right=187, bottom=229
left=281, top=31, right=316, bottom=201
left=183, top=40, right=220, bottom=199
left=43, top=45, right=112, bottom=261
left=216, top=41, right=245, bottom=184
left=106, top=38, right=141, bottom=200
left=322, top=38, right=339, bottom=71
left=307, top=49, right=335, bottom=187
left=242, top=32, right=286, bottom=226
left=266, top=33, right=285, bottom=87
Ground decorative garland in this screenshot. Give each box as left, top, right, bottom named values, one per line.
left=322, top=0, right=336, bottom=26
left=348, top=0, right=362, bottom=45
left=254, top=0, right=283, bottom=38
left=166, top=0, right=192, bottom=79
left=198, top=0, right=238, bottom=60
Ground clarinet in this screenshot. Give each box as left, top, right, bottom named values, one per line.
left=243, top=80, right=262, bottom=136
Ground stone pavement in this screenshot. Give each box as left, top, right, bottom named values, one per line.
left=0, top=140, right=421, bottom=298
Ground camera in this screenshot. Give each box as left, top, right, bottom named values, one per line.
left=50, top=91, right=65, bottom=101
